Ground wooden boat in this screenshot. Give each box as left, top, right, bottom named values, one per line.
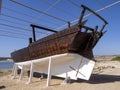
left=11, top=5, right=108, bottom=62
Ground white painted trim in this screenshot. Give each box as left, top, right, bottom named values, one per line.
left=47, top=57, right=52, bottom=87
left=19, top=65, right=24, bottom=81
left=28, top=61, right=33, bottom=84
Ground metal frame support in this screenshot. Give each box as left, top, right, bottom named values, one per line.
left=46, top=57, right=52, bottom=87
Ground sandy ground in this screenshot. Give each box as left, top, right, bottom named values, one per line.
left=0, top=59, right=120, bottom=90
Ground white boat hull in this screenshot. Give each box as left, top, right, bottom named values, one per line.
left=12, top=53, right=95, bottom=85
left=32, top=53, right=95, bottom=80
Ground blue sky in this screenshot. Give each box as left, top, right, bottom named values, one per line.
left=0, top=0, right=120, bottom=57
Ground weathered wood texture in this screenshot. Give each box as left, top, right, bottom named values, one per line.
left=11, top=5, right=108, bottom=62
left=11, top=26, right=81, bottom=61
left=11, top=25, right=95, bottom=62
left=11, top=47, right=30, bottom=62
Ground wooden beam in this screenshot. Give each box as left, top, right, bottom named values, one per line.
left=30, top=24, right=57, bottom=33
left=47, top=57, right=52, bottom=87
left=81, top=5, right=108, bottom=24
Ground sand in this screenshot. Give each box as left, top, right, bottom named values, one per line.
left=0, top=59, right=120, bottom=90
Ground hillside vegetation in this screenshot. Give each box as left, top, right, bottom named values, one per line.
left=111, top=56, right=120, bottom=61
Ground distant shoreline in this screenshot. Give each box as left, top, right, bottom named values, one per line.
left=0, top=59, right=13, bottom=62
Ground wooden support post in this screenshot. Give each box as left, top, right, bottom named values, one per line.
left=32, top=26, right=36, bottom=42
left=68, top=22, right=71, bottom=28
left=19, top=65, right=24, bottom=81
left=46, top=57, right=52, bottom=87
left=29, top=37, right=32, bottom=44
left=63, top=72, right=68, bottom=84
left=13, top=64, right=18, bottom=79
left=28, top=62, right=33, bottom=84
left=11, top=64, right=15, bottom=76
left=78, top=7, right=86, bottom=24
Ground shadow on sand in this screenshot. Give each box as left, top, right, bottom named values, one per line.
left=0, top=86, right=6, bottom=89
left=28, top=73, right=120, bottom=85
left=75, top=74, right=120, bottom=84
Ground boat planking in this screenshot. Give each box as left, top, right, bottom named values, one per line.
left=11, top=5, right=108, bottom=62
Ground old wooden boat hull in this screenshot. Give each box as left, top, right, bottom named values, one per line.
left=11, top=5, right=108, bottom=63
left=11, top=25, right=94, bottom=62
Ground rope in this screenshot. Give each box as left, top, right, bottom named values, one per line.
left=0, top=23, right=47, bottom=35
left=0, top=34, right=28, bottom=39
left=36, top=0, right=61, bottom=19
left=1, top=13, right=32, bottom=23
left=10, top=0, right=67, bottom=23
left=0, top=18, right=27, bottom=26
left=1, top=13, right=52, bottom=34
left=0, top=27, right=32, bottom=35
left=57, top=0, right=120, bottom=30
left=71, top=0, right=120, bottom=24
left=41, top=0, right=77, bottom=18
left=0, top=29, right=30, bottom=36
left=68, top=0, right=82, bottom=9
left=3, top=6, right=61, bottom=26
left=43, top=0, right=61, bottom=13
left=0, top=23, right=30, bottom=31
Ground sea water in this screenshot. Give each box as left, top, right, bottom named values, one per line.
left=0, top=61, right=14, bottom=70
